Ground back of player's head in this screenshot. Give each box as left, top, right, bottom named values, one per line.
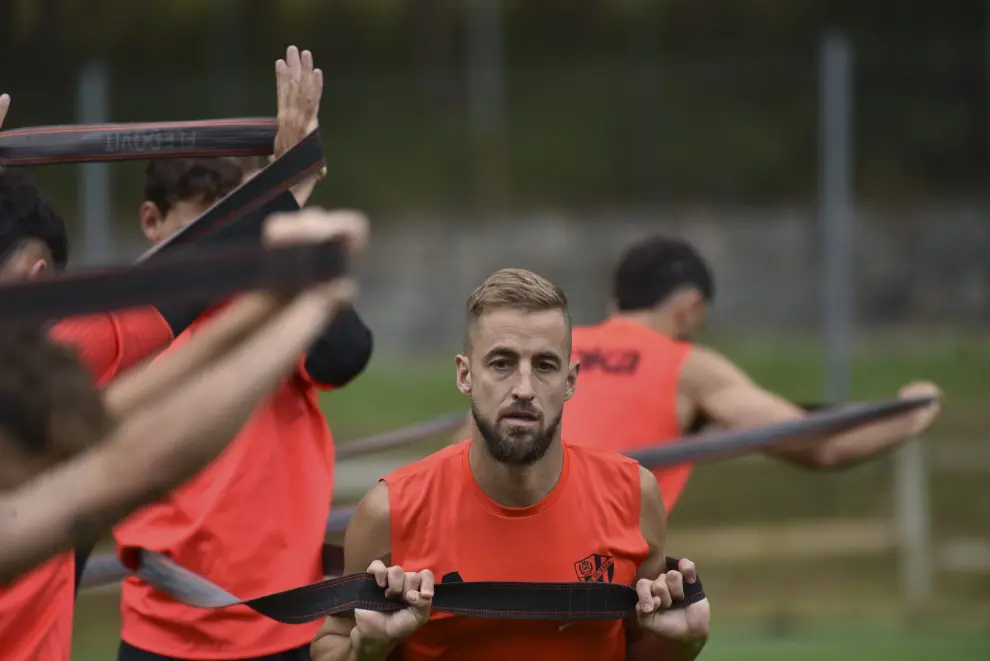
left=0, top=326, right=110, bottom=486
left=612, top=236, right=714, bottom=311
left=0, top=170, right=69, bottom=269
left=143, top=156, right=256, bottom=214
left=465, top=268, right=572, bottom=349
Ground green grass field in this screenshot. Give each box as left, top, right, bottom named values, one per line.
left=71, top=334, right=990, bottom=659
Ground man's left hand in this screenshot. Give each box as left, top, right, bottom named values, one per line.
left=273, top=45, right=323, bottom=159
left=635, top=557, right=711, bottom=642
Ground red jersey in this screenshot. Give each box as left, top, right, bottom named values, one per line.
left=114, top=305, right=336, bottom=659
left=563, top=317, right=693, bottom=511
left=0, top=307, right=174, bottom=661
left=385, top=440, right=648, bottom=661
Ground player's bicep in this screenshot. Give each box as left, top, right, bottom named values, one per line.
left=682, top=347, right=803, bottom=430
left=625, top=466, right=667, bottom=645
left=312, top=482, right=393, bottom=659
left=342, top=480, right=392, bottom=574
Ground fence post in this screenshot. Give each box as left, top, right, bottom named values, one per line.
left=895, top=437, right=933, bottom=619
left=818, top=30, right=853, bottom=404
left=76, top=60, right=112, bottom=265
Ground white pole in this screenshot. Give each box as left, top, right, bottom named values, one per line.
left=76, top=61, right=112, bottom=265
left=818, top=31, right=853, bottom=404
left=894, top=437, right=932, bottom=617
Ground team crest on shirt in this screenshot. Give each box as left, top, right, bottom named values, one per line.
left=573, top=553, right=615, bottom=583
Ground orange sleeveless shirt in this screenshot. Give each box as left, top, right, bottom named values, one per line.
left=563, top=318, right=693, bottom=511
left=0, top=309, right=173, bottom=661
left=384, top=440, right=649, bottom=661
left=113, top=308, right=334, bottom=659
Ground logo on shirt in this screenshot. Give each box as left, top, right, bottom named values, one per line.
left=575, top=348, right=640, bottom=375
left=573, top=553, right=615, bottom=583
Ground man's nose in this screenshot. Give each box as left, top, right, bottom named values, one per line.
left=511, top=367, right=536, bottom=401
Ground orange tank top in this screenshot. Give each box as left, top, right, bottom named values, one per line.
left=114, top=307, right=334, bottom=659
left=384, top=440, right=648, bottom=661
left=0, top=311, right=168, bottom=661
left=0, top=554, right=74, bottom=661
left=563, top=317, right=693, bottom=511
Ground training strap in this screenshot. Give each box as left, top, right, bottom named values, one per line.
left=79, top=395, right=934, bottom=605
left=628, top=395, right=934, bottom=467
left=335, top=412, right=468, bottom=460
left=127, top=550, right=702, bottom=624
left=139, top=128, right=326, bottom=261
left=0, top=238, right=348, bottom=326
left=0, top=118, right=278, bottom=167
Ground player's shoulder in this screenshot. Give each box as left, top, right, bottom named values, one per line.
left=383, top=440, right=468, bottom=486
left=564, top=441, right=642, bottom=476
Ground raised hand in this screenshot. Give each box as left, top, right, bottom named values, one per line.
left=273, top=45, right=323, bottom=159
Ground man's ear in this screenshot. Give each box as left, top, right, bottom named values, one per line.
left=671, top=288, right=703, bottom=326
left=564, top=360, right=580, bottom=401
left=139, top=201, right=164, bottom=243
left=455, top=355, right=472, bottom=396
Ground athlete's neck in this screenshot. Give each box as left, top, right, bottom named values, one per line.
left=612, top=310, right=677, bottom=338
left=468, top=436, right=564, bottom=508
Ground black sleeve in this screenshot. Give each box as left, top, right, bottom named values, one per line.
left=73, top=543, right=95, bottom=597
left=302, top=305, right=373, bottom=388
left=155, top=190, right=301, bottom=337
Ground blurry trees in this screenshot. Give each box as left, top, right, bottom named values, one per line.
left=0, top=0, right=984, bottom=210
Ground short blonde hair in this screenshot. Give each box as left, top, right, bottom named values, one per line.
left=465, top=268, right=570, bottom=347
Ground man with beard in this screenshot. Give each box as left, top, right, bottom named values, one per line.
left=561, top=236, right=942, bottom=512
left=310, top=268, right=711, bottom=661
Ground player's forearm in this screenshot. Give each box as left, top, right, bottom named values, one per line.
left=808, top=412, right=919, bottom=468
left=102, top=293, right=285, bottom=421
left=769, top=409, right=918, bottom=469
left=290, top=174, right=319, bottom=208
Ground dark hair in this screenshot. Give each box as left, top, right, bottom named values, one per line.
left=0, top=326, right=110, bottom=458
left=143, top=157, right=256, bottom=215
left=612, top=236, right=715, bottom=311
left=0, top=170, right=69, bottom=268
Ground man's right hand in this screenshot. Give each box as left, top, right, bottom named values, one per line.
left=352, top=560, right=434, bottom=655
left=273, top=45, right=323, bottom=160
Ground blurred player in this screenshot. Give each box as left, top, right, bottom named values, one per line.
left=563, top=236, right=942, bottom=511
left=0, top=208, right=368, bottom=660
left=0, top=99, right=221, bottom=661
left=311, top=269, right=710, bottom=661
left=113, top=46, right=374, bottom=661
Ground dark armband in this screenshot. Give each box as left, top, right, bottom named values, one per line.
left=666, top=556, right=706, bottom=607
left=302, top=305, right=374, bottom=387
